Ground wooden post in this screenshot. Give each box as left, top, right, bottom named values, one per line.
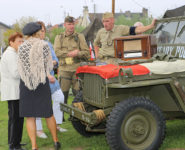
left=112, top=0, right=115, bottom=15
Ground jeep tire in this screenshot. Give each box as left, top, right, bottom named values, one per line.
left=72, top=91, right=97, bottom=137
left=71, top=120, right=95, bottom=137
left=106, top=97, right=165, bottom=150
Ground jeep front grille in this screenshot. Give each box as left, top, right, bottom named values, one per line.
left=83, top=74, right=105, bottom=107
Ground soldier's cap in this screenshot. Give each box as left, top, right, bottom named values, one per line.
left=64, top=16, right=75, bottom=23
left=102, top=12, right=114, bottom=20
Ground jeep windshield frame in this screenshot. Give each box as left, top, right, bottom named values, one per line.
left=154, top=21, right=178, bottom=44
left=153, top=16, right=185, bottom=45
left=174, top=19, right=185, bottom=43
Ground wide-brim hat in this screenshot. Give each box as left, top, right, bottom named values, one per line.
left=22, top=22, right=42, bottom=35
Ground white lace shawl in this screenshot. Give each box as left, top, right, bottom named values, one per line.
left=18, top=37, right=53, bottom=90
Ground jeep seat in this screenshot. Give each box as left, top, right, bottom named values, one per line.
left=140, top=59, right=185, bottom=74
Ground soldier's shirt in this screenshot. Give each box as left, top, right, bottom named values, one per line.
left=94, top=25, right=130, bottom=58
left=54, top=32, right=90, bottom=72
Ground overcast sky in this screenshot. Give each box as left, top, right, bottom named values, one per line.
left=0, top=0, right=185, bottom=26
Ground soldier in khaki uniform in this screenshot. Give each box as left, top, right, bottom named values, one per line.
left=94, top=12, right=156, bottom=64
left=54, top=16, right=89, bottom=104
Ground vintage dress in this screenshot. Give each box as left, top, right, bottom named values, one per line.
left=18, top=37, right=53, bottom=117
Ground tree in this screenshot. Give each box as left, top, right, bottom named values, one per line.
left=115, top=14, right=153, bottom=34
left=3, top=29, right=17, bottom=47
left=47, top=26, right=85, bottom=44
left=115, top=14, right=153, bottom=27
left=3, top=16, right=37, bottom=46
left=46, top=27, right=65, bottom=44
left=14, top=16, right=37, bottom=32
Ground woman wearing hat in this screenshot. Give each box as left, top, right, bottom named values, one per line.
left=18, top=22, right=61, bottom=150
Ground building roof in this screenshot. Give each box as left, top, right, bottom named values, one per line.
left=0, top=22, right=11, bottom=29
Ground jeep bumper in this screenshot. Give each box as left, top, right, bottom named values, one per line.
left=60, top=103, right=112, bottom=125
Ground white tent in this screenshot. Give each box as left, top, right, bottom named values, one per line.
left=78, top=6, right=90, bottom=27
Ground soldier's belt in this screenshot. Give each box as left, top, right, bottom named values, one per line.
left=61, top=57, right=81, bottom=65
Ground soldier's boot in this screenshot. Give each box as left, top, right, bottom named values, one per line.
left=63, top=91, right=69, bottom=122
left=63, top=91, right=69, bottom=104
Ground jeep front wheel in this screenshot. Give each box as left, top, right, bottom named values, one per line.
left=106, top=97, right=165, bottom=150
left=71, top=119, right=94, bottom=137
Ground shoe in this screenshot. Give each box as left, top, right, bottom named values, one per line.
left=9, top=145, right=26, bottom=150
left=36, top=131, right=48, bottom=139
left=20, top=143, right=27, bottom=146
left=54, top=142, right=61, bottom=150
left=57, top=126, right=68, bottom=132
left=9, top=148, right=26, bottom=150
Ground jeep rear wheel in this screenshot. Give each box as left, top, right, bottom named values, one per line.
left=106, top=97, right=165, bottom=150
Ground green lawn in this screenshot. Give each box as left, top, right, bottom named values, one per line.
left=1, top=97, right=185, bottom=150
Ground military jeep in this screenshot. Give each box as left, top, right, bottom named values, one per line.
left=61, top=16, right=185, bottom=150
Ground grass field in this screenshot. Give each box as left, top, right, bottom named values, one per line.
left=1, top=97, right=185, bottom=150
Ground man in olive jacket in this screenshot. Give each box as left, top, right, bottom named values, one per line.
left=54, top=16, right=90, bottom=104
left=94, top=12, right=156, bottom=64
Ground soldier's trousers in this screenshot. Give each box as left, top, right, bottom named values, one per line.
left=59, top=71, right=79, bottom=104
